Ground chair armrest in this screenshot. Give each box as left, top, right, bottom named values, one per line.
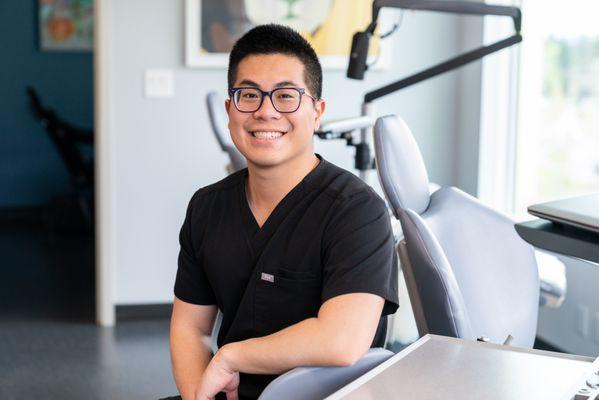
left=258, top=348, right=394, bottom=400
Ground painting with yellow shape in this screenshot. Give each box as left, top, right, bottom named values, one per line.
left=199, top=0, right=381, bottom=58
left=301, top=0, right=381, bottom=57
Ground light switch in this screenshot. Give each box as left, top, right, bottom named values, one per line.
left=144, top=69, right=174, bottom=98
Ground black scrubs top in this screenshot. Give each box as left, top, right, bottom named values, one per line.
left=175, top=155, right=399, bottom=400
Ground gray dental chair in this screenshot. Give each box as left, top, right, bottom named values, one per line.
left=206, top=91, right=247, bottom=173
left=373, top=114, right=540, bottom=348
left=258, top=348, right=393, bottom=400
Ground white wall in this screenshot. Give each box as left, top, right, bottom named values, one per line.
left=104, top=0, right=469, bottom=306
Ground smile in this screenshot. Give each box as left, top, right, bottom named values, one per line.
left=250, top=131, right=286, bottom=140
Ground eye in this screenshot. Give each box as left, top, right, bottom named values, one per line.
left=276, top=90, right=299, bottom=101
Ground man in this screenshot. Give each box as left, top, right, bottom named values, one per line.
left=169, top=24, right=398, bottom=400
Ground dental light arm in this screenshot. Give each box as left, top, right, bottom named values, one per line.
left=376, top=0, right=520, bottom=28
left=348, top=0, right=522, bottom=84
left=316, top=116, right=375, bottom=140
left=315, top=116, right=377, bottom=170
left=342, top=0, right=522, bottom=174
left=333, top=0, right=523, bottom=176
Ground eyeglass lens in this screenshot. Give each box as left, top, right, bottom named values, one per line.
left=234, top=88, right=301, bottom=113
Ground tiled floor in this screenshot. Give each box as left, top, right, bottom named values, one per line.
left=0, top=223, right=177, bottom=400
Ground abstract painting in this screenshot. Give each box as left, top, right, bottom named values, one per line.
left=185, top=0, right=390, bottom=68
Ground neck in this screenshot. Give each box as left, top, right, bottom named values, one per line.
left=246, top=153, right=320, bottom=212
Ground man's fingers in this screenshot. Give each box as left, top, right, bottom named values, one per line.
left=194, top=387, right=214, bottom=400
left=226, top=390, right=239, bottom=400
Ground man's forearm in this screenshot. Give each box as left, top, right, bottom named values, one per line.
left=170, top=327, right=213, bottom=400
left=218, top=293, right=384, bottom=376
left=220, top=317, right=365, bottom=375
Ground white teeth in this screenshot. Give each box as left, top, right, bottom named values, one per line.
left=252, top=131, right=284, bottom=139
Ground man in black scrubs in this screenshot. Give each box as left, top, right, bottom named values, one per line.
left=170, top=24, right=399, bottom=400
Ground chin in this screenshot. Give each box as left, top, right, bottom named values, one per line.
left=232, top=142, right=280, bottom=167
left=246, top=154, right=286, bottom=169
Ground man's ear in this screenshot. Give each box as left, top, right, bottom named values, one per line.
left=225, top=99, right=232, bottom=131
left=314, top=99, right=326, bottom=130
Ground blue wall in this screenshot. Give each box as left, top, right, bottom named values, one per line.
left=0, top=1, right=93, bottom=207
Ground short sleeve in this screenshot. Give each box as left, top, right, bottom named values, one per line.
left=321, top=191, right=399, bottom=316
left=174, top=192, right=217, bottom=305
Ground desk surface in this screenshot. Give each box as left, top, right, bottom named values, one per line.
left=515, top=219, right=599, bottom=264
left=326, top=335, right=596, bottom=400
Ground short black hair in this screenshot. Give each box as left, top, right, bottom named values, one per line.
left=228, top=24, right=322, bottom=99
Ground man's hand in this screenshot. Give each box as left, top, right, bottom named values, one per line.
left=195, top=347, right=240, bottom=400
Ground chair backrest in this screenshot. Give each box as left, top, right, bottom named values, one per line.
left=258, top=348, right=394, bottom=400
left=373, top=114, right=539, bottom=348
left=206, top=91, right=246, bottom=173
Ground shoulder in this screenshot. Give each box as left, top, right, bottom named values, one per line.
left=182, top=169, right=246, bottom=228
left=317, top=159, right=386, bottom=209
left=188, top=168, right=246, bottom=208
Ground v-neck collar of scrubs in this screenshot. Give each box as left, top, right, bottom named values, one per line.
left=238, top=155, right=326, bottom=259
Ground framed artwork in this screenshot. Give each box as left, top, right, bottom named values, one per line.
left=185, top=0, right=392, bottom=69
left=39, top=0, right=94, bottom=52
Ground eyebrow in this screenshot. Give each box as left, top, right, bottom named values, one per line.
left=237, top=79, right=301, bottom=88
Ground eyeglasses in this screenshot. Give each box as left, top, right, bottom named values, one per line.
left=228, top=87, right=317, bottom=113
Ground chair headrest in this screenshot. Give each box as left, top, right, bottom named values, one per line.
left=206, top=91, right=232, bottom=151
left=374, top=115, right=431, bottom=216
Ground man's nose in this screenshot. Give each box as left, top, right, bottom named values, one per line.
left=253, top=94, right=280, bottom=119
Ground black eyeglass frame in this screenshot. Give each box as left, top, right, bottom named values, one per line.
left=228, top=87, right=318, bottom=113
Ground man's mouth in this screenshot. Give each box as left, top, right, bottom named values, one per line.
left=249, top=131, right=286, bottom=140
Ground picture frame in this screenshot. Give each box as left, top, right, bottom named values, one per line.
left=184, top=0, right=392, bottom=70
left=39, top=0, right=94, bottom=52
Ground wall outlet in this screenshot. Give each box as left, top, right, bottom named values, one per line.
left=578, top=304, right=590, bottom=338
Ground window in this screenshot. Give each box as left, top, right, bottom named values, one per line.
left=479, top=0, right=599, bottom=217
left=513, top=0, right=599, bottom=218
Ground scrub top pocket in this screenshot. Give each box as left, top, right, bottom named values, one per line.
left=254, top=271, right=321, bottom=335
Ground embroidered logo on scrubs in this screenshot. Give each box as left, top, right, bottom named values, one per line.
left=261, top=273, right=274, bottom=283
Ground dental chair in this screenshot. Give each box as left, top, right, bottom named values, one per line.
left=258, top=348, right=393, bottom=400
left=206, top=91, right=246, bottom=174
left=373, top=114, right=540, bottom=348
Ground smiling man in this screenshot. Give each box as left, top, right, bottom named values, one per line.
left=169, top=24, right=399, bottom=400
